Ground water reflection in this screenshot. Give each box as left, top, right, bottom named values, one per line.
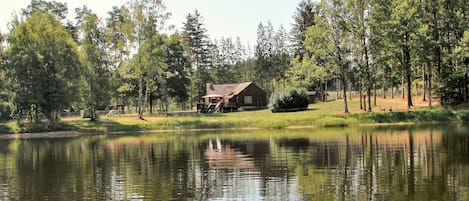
left=0, top=125, right=468, bottom=200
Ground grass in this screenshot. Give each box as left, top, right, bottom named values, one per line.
left=0, top=97, right=468, bottom=135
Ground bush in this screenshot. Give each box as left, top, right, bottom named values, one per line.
left=270, top=88, right=309, bottom=113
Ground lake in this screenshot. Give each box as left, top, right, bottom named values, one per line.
left=0, top=125, right=468, bottom=201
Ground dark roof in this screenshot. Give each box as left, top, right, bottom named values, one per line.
left=207, top=82, right=254, bottom=98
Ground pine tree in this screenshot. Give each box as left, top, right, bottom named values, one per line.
left=290, top=0, right=317, bottom=60
left=181, top=10, right=212, bottom=109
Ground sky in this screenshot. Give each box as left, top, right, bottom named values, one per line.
left=0, top=0, right=302, bottom=45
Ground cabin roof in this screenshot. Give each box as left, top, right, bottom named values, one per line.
left=207, top=82, right=253, bottom=98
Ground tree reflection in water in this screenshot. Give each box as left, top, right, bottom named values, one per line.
left=0, top=125, right=468, bottom=201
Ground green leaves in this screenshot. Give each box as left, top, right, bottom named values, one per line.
left=5, top=11, right=81, bottom=121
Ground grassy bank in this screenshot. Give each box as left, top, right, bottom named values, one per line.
left=1, top=98, right=468, bottom=135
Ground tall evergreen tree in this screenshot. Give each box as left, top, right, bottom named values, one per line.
left=290, top=0, right=317, bottom=59
left=181, top=10, right=212, bottom=108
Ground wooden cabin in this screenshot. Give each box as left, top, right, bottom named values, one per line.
left=199, top=82, right=267, bottom=112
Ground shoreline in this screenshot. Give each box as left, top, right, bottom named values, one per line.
left=0, top=121, right=459, bottom=140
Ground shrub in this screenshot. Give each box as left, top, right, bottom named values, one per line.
left=270, top=88, right=309, bottom=113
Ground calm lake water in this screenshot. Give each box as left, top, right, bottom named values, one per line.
left=0, top=125, right=468, bottom=201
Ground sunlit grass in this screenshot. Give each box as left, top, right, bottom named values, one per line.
left=0, top=97, right=466, bottom=134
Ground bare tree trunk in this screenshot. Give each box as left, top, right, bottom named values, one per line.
left=342, top=78, right=349, bottom=113
left=337, top=79, right=340, bottom=100
left=391, top=82, right=394, bottom=99
left=402, top=75, right=405, bottom=99
left=373, top=84, right=377, bottom=106
left=349, top=81, right=352, bottom=101
left=325, top=81, right=328, bottom=102
left=429, top=64, right=433, bottom=108
left=363, top=95, right=367, bottom=112
left=138, top=77, right=144, bottom=120
left=464, top=73, right=468, bottom=102
left=406, top=69, right=414, bottom=108
left=149, top=94, right=153, bottom=114
left=383, top=81, right=387, bottom=99
left=423, top=66, right=427, bottom=101
left=367, top=87, right=372, bottom=112
left=359, top=83, right=363, bottom=110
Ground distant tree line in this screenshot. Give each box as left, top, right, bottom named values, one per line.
left=0, top=0, right=467, bottom=121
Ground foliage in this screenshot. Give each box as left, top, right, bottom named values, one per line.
left=290, top=0, right=317, bottom=59
left=181, top=10, right=212, bottom=108
left=255, top=22, right=291, bottom=93
left=269, top=88, right=309, bottom=112
left=79, top=12, right=112, bottom=121
left=165, top=33, right=191, bottom=104
left=4, top=11, right=81, bottom=122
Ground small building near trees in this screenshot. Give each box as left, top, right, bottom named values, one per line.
left=198, top=82, right=267, bottom=113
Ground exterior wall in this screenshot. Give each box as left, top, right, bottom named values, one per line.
left=237, top=83, right=267, bottom=107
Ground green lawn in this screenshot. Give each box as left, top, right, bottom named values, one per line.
left=1, top=98, right=468, bottom=134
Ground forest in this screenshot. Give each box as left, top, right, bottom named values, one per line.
left=0, top=0, right=467, bottom=122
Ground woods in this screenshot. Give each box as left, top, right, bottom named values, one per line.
left=0, top=0, right=467, bottom=122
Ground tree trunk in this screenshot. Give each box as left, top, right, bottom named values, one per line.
left=391, top=82, right=394, bottom=99
left=406, top=71, right=413, bottom=108
left=325, top=81, right=328, bottom=102
left=464, top=73, right=468, bottom=102
left=337, top=79, right=340, bottom=100
left=321, top=82, right=325, bottom=102
left=429, top=64, right=432, bottom=108
left=406, top=74, right=413, bottom=108
left=383, top=81, right=387, bottom=99
left=138, top=76, right=144, bottom=120
left=149, top=94, right=153, bottom=114
left=359, top=83, right=363, bottom=110
left=342, top=78, right=349, bottom=113
left=349, top=81, right=352, bottom=101
left=373, top=84, right=377, bottom=106
left=363, top=95, right=367, bottom=112
left=402, top=75, right=405, bottom=99
left=423, top=66, right=427, bottom=101
left=367, top=87, right=372, bottom=112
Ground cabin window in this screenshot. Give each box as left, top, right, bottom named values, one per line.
left=244, top=96, right=253, bottom=104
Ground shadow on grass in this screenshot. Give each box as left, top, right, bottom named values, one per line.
left=152, top=119, right=238, bottom=130
left=355, top=110, right=458, bottom=123
left=0, top=124, right=13, bottom=134
left=13, top=122, right=80, bottom=134
left=75, top=119, right=142, bottom=132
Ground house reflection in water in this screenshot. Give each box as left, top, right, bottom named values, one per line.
left=204, top=138, right=255, bottom=169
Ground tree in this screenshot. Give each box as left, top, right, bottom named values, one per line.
left=79, top=12, right=112, bottom=121
left=348, top=0, right=374, bottom=111
left=255, top=21, right=291, bottom=94
left=369, top=0, right=395, bottom=102
left=326, top=0, right=353, bottom=113
left=128, top=0, right=169, bottom=119
left=181, top=10, right=212, bottom=109
left=140, top=34, right=168, bottom=115
left=21, top=0, right=68, bottom=21
left=106, top=6, right=135, bottom=106
left=165, top=33, right=190, bottom=108
left=5, top=11, right=81, bottom=121
left=290, top=0, right=317, bottom=60
left=389, top=0, right=421, bottom=109
left=0, top=33, right=7, bottom=120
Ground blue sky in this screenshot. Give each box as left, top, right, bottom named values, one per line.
left=0, top=0, right=302, bottom=45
